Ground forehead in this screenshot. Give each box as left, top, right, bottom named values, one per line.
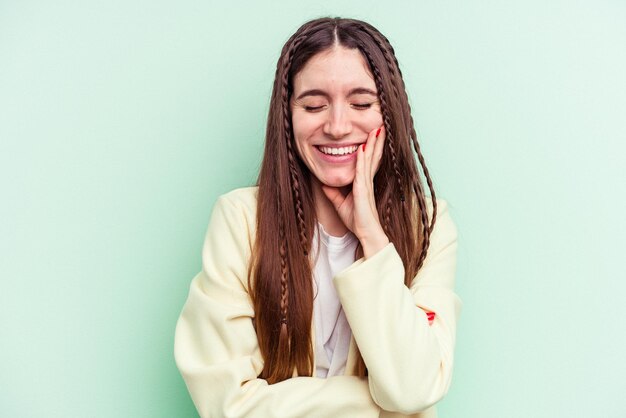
left=292, top=46, right=376, bottom=93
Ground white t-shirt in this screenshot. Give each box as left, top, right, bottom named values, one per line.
left=311, top=222, right=358, bottom=378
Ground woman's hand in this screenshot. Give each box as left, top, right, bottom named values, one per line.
left=321, top=125, right=390, bottom=259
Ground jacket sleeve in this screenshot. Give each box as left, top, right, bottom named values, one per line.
left=333, top=198, right=461, bottom=414
left=174, top=193, right=381, bottom=418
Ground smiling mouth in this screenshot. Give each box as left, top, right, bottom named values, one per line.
left=315, top=145, right=360, bottom=156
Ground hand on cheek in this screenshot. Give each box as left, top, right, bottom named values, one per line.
left=322, top=125, right=389, bottom=259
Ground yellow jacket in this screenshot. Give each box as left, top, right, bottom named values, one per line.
left=174, top=187, right=461, bottom=418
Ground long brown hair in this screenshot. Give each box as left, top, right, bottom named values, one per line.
left=248, top=17, right=438, bottom=384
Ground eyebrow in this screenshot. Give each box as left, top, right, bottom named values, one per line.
left=295, top=87, right=377, bottom=100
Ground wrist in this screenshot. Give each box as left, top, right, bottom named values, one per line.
left=359, top=227, right=389, bottom=259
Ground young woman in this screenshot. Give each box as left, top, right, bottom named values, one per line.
left=175, top=17, right=461, bottom=418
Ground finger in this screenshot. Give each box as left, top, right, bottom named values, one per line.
left=362, top=126, right=380, bottom=176
left=321, top=184, right=346, bottom=210
left=372, top=125, right=386, bottom=176
left=354, top=141, right=367, bottom=197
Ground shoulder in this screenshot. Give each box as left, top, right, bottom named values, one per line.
left=217, top=186, right=259, bottom=212
left=420, top=196, right=458, bottom=284
left=211, top=186, right=259, bottom=227
left=421, top=195, right=458, bottom=261
left=423, top=195, right=455, bottom=226
left=201, top=187, right=259, bottom=291
left=415, top=196, right=456, bottom=235
left=424, top=195, right=451, bottom=221
left=205, top=186, right=259, bottom=252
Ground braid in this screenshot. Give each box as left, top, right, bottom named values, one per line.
left=355, top=24, right=404, bottom=120
left=286, top=147, right=308, bottom=254
left=273, top=34, right=307, bottom=354
left=267, top=28, right=323, bottom=381
left=374, top=29, right=438, bottom=235
left=282, top=34, right=312, bottom=257
left=365, top=48, right=404, bottom=201
left=283, top=110, right=308, bottom=256
left=262, top=197, right=291, bottom=383
left=356, top=41, right=405, bottom=239
left=356, top=23, right=436, bottom=270
left=278, top=203, right=289, bottom=327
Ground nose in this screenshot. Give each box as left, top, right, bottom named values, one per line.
left=323, top=104, right=352, bottom=139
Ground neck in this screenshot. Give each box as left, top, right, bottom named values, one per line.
left=311, top=178, right=350, bottom=237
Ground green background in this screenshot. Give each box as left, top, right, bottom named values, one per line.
left=1, top=0, right=624, bottom=417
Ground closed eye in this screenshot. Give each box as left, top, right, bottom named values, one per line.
left=304, top=105, right=326, bottom=112
left=352, top=103, right=372, bottom=110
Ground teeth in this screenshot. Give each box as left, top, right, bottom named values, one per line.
left=318, top=145, right=359, bottom=156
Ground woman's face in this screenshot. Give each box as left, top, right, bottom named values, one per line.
left=290, top=46, right=383, bottom=188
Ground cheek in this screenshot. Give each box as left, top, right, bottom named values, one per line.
left=293, top=138, right=306, bottom=162
left=353, top=110, right=383, bottom=133
left=291, top=115, right=318, bottom=153
left=291, top=119, right=310, bottom=162
left=368, top=109, right=384, bottom=127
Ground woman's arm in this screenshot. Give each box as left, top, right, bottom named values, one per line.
left=174, top=191, right=381, bottom=418
left=333, top=198, right=461, bottom=414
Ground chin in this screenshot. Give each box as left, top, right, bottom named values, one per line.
left=322, top=175, right=355, bottom=188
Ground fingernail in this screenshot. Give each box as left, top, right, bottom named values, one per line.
left=362, top=143, right=366, bottom=151
left=376, top=127, right=382, bottom=138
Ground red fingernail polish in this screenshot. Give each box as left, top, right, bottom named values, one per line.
left=376, top=127, right=382, bottom=138
left=362, top=143, right=366, bottom=151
